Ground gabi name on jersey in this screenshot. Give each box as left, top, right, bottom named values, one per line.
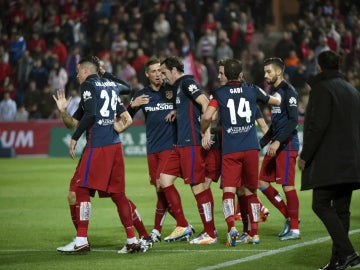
left=230, top=87, right=243, bottom=94
left=144, top=103, right=174, bottom=112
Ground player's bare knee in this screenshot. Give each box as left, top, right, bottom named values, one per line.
left=283, top=185, right=295, bottom=192
left=259, top=180, right=270, bottom=190
left=67, top=191, right=76, bottom=205
left=191, top=182, right=205, bottom=195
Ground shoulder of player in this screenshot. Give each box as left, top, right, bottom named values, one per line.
left=181, top=75, right=199, bottom=86
left=80, top=80, right=95, bottom=92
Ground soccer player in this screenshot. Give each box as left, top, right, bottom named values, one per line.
left=159, top=56, right=217, bottom=245
left=201, top=58, right=281, bottom=246
left=54, top=55, right=145, bottom=254
left=212, top=59, right=270, bottom=243
left=127, top=56, right=177, bottom=243
left=54, top=67, right=153, bottom=252
left=235, top=105, right=271, bottom=244
left=258, top=57, right=301, bottom=241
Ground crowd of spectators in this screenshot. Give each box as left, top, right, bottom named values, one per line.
left=0, top=0, right=360, bottom=122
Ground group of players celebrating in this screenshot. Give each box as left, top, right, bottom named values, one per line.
left=54, top=54, right=300, bottom=254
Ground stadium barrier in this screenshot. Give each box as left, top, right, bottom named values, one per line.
left=0, top=121, right=303, bottom=157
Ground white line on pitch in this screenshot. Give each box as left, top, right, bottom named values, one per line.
left=0, top=249, right=268, bottom=253
left=196, top=229, right=360, bottom=270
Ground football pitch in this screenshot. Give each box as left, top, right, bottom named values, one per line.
left=1, top=157, right=360, bottom=270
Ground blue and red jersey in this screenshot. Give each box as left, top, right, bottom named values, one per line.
left=127, top=82, right=176, bottom=154
left=173, top=75, right=203, bottom=147
left=269, top=80, right=299, bottom=151
left=72, top=74, right=126, bottom=148
left=211, top=81, right=270, bottom=155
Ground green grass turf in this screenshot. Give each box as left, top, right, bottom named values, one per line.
left=0, top=157, right=360, bottom=270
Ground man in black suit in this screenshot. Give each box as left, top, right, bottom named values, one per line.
left=298, top=50, right=360, bottom=270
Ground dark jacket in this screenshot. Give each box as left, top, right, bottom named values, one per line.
left=300, top=70, right=360, bottom=190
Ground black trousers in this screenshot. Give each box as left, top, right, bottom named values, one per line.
left=312, top=185, right=355, bottom=260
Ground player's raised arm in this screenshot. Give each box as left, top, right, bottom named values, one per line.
left=53, top=89, right=79, bottom=129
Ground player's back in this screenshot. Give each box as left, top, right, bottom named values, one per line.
left=213, top=82, right=261, bottom=154
left=87, top=76, right=121, bottom=148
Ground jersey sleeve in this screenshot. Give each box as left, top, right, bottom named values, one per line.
left=209, top=98, right=219, bottom=108
left=102, top=72, right=131, bottom=95
left=127, top=89, right=143, bottom=117
left=116, top=96, right=127, bottom=116
left=255, top=86, right=270, bottom=104
left=72, top=106, right=84, bottom=120
left=72, top=81, right=96, bottom=141
left=182, top=78, right=203, bottom=100
left=276, top=88, right=299, bottom=144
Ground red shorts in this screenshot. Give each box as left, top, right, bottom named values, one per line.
left=147, top=150, right=172, bottom=185
left=161, top=145, right=205, bottom=185
left=76, top=143, right=125, bottom=194
left=221, top=150, right=259, bottom=190
left=205, top=148, right=221, bottom=182
left=259, top=150, right=298, bottom=186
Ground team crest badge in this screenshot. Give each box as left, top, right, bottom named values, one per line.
left=165, top=90, right=173, bottom=100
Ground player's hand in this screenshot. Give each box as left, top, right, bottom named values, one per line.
left=165, top=110, right=176, bottom=122
left=131, top=94, right=149, bottom=108
left=266, top=140, right=280, bottom=157
left=114, top=115, right=126, bottom=133
left=99, top=66, right=105, bottom=76
left=69, top=139, right=77, bottom=159
left=53, top=89, right=71, bottom=112
left=298, top=158, right=306, bottom=171
left=201, top=128, right=213, bottom=150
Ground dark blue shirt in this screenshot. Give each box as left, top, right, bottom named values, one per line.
left=128, top=82, right=176, bottom=154
left=72, top=74, right=125, bottom=147
left=174, top=75, right=203, bottom=147
left=270, top=80, right=299, bottom=151
left=213, top=81, right=270, bottom=155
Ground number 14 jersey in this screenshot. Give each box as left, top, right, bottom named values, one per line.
left=211, top=81, right=270, bottom=155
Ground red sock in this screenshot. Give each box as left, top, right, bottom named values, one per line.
left=75, top=187, right=91, bottom=237
left=69, top=204, right=77, bottom=229
left=163, top=185, right=188, bottom=227
left=195, top=189, right=216, bottom=238
left=154, top=191, right=169, bottom=233
left=128, top=199, right=149, bottom=238
left=111, top=193, right=135, bottom=239
left=239, top=195, right=249, bottom=233
left=261, top=185, right=288, bottom=218
left=246, top=194, right=260, bottom=236
left=285, top=189, right=299, bottom=230
left=222, top=192, right=235, bottom=232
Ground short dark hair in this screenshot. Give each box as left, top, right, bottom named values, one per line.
left=145, top=56, right=160, bottom=71
left=224, top=58, right=242, bottom=81
left=217, top=58, right=228, bottom=67
left=318, top=50, right=339, bottom=71
left=161, top=56, right=184, bottom=73
left=78, top=55, right=100, bottom=73
left=264, top=57, right=285, bottom=71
